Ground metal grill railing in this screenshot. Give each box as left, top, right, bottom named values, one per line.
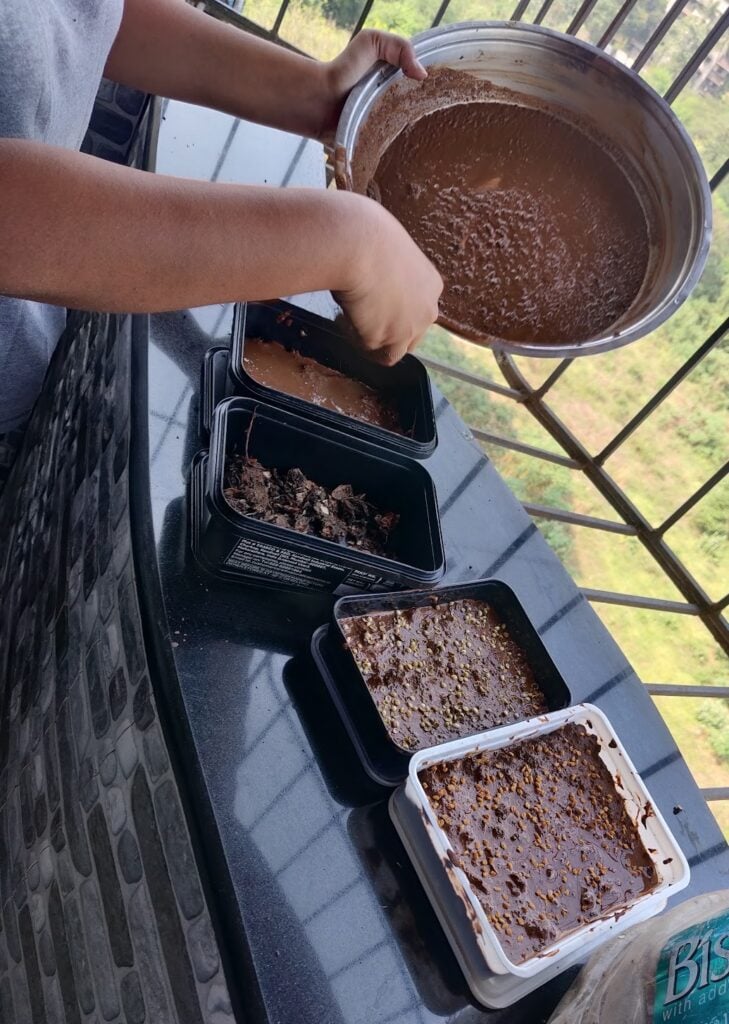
left=196, top=0, right=728, bottom=806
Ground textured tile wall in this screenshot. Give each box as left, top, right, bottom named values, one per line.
left=81, top=81, right=150, bottom=166
left=0, top=312, right=235, bottom=1024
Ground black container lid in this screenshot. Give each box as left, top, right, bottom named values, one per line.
left=199, top=346, right=232, bottom=439
left=311, top=624, right=408, bottom=787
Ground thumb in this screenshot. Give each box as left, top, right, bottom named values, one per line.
left=334, top=29, right=427, bottom=84
left=373, top=31, right=428, bottom=80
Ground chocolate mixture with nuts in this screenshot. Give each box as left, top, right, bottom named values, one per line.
left=355, top=68, right=652, bottom=346
left=340, top=599, right=548, bottom=750
left=224, top=454, right=399, bottom=557
left=420, top=724, right=657, bottom=963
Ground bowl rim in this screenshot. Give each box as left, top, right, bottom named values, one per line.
left=334, top=20, right=712, bottom=359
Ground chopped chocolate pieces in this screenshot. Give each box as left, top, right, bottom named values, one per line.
left=340, top=599, right=548, bottom=750
left=223, top=454, right=399, bottom=557
left=420, top=724, right=657, bottom=963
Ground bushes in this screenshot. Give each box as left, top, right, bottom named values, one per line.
left=420, top=327, right=577, bottom=569
left=697, top=700, right=729, bottom=763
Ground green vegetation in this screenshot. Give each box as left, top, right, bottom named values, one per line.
left=697, top=701, right=729, bottom=764
left=242, top=0, right=729, bottom=832
left=423, top=328, right=577, bottom=567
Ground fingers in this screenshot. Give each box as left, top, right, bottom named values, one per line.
left=364, top=29, right=427, bottom=80
left=366, top=341, right=411, bottom=367
left=355, top=285, right=439, bottom=365
left=363, top=314, right=437, bottom=364
left=334, top=31, right=384, bottom=85
left=406, top=313, right=437, bottom=355
left=392, top=38, right=428, bottom=81
left=331, top=31, right=426, bottom=103
left=407, top=332, right=425, bottom=354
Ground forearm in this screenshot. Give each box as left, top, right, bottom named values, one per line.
left=105, top=0, right=330, bottom=138
left=0, top=140, right=365, bottom=312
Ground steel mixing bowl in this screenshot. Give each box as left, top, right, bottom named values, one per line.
left=334, top=21, right=712, bottom=358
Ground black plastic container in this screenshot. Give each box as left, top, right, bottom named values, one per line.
left=199, top=346, right=232, bottom=439
left=190, top=397, right=445, bottom=593
left=310, top=579, right=572, bottom=785
left=228, top=301, right=437, bottom=458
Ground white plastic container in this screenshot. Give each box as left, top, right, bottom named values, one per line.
left=389, top=704, right=690, bottom=1008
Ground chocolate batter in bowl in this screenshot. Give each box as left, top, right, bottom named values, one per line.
left=370, top=79, right=651, bottom=344
left=336, top=22, right=711, bottom=357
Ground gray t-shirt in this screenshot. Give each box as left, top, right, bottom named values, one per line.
left=0, top=0, right=123, bottom=432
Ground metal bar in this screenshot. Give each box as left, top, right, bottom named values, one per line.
left=658, top=461, right=729, bottom=536
left=632, top=0, right=691, bottom=74
left=711, top=157, right=729, bottom=192
left=431, top=0, right=453, bottom=29
left=419, top=355, right=523, bottom=400
left=200, top=0, right=308, bottom=52
left=271, top=0, right=292, bottom=37
left=596, top=316, right=729, bottom=465
left=597, top=0, right=640, bottom=50
left=280, top=137, right=309, bottom=188
left=523, top=502, right=637, bottom=534
left=665, top=8, right=729, bottom=104
left=533, top=0, right=555, bottom=26
left=495, top=350, right=728, bottom=653
left=510, top=0, right=532, bottom=20
left=715, top=593, right=729, bottom=613
left=352, top=0, right=377, bottom=36
left=533, top=358, right=573, bottom=399
left=210, top=119, right=240, bottom=182
left=581, top=588, right=700, bottom=615
left=702, top=788, right=729, bottom=802
left=470, top=426, right=581, bottom=468
left=646, top=683, right=729, bottom=697
left=567, top=0, right=600, bottom=36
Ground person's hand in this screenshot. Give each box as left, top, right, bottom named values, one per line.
left=334, top=194, right=442, bottom=365
left=317, top=29, right=427, bottom=143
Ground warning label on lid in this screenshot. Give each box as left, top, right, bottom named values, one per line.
left=224, top=535, right=386, bottom=592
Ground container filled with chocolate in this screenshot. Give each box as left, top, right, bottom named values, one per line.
left=190, top=397, right=444, bottom=592
left=224, top=301, right=437, bottom=457
left=336, top=22, right=710, bottom=358
left=310, top=580, right=570, bottom=785
left=389, top=704, right=690, bottom=1008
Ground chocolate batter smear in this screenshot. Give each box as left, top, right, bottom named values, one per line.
left=355, top=68, right=651, bottom=345
left=243, top=337, right=402, bottom=434
left=421, top=724, right=657, bottom=963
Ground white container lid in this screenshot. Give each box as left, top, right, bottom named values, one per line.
left=389, top=704, right=690, bottom=1005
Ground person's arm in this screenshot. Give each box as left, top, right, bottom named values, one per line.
left=105, top=0, right=426, bottom=141
left=0, top=139, right=441, bottom=363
